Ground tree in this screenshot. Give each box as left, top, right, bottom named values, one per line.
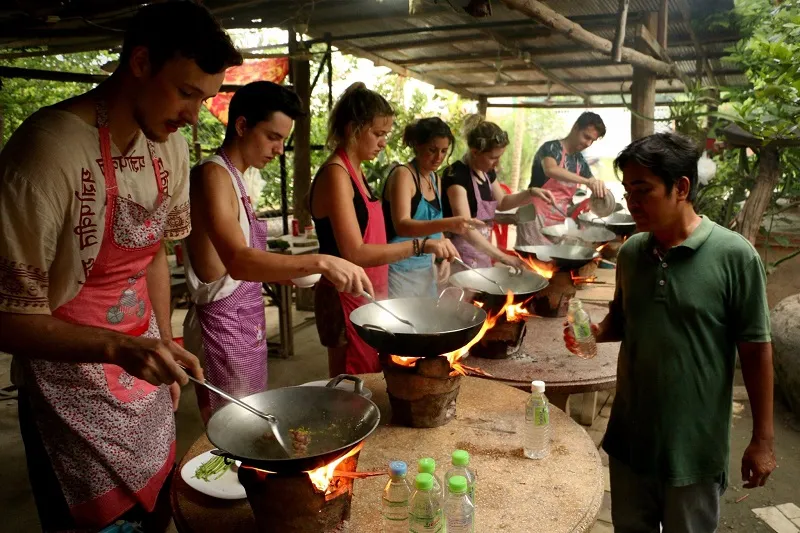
left=721, top=0, right=800, bottom=244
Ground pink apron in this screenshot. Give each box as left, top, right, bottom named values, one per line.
left=194, top=149, right=268, bottom=415
left=450, top=165, right=498, bottom=268
left=23, top=102, right=175, bottom=527
left=517, top=145, right=581, bottom=246
left=324, top=148, right=389, bottom=373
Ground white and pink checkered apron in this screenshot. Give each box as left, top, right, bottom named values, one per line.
left=194, top=150, right=268, bottom=414
left=450, top=166, right=498, bottom=268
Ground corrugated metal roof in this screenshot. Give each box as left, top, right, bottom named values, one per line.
left=0, top=0, right=745, bottom=104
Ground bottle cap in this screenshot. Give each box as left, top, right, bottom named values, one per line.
left=531, top=380, right=546, bottom=393
left=415, top=473, right=433, bottom=491
left=418, top=457, right=436, bottom=474
left=452, top=450, right=470, bottom=466
left=448, top=475, right=468, bottom=494
left=389, top=461, right=407, bottom=477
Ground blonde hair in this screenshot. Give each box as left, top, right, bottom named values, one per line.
left=326, top=82, right=394, bottom=149
left=462, top=114, right=509, bottom=152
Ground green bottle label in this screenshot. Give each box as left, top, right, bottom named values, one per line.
left=534, top=405, right=549, bottom=426
left=574, top=322, right=591, bottom=339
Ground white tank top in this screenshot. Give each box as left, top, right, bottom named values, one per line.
left=183, top=154, right=251, bottom=305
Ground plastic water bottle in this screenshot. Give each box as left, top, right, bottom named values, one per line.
left=418, top=457, right=444, bottom=502
left=381, top=461, right=411, bottom=533
left=524, top=380, right=550, bottom=459
left=444, top=475, right=475, bottom=533
left=567, top=298, right=597, bottom=358
left=409, top=473, right=444, bottom=533
left=445, top=450, right=477, bottom=505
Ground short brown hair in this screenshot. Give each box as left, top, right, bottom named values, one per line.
left=464, top=116, right=509, bottom=152
left=574, top=112, right=606, bottom=138
left=327, top=82, right=394, bottom=149
left=120, top=2, right=243, bottom=75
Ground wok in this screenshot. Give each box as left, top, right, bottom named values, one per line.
left=349, top=294, right=486, bottom=357
left=448, top=265, right=549, bottom=309
left=578, top=211, right=636, bottom=236
left=206, top=375, right=380, bottom=473
left=541, top=223, right=616, bottom=244
left=515, top=244, right=599, bottom=271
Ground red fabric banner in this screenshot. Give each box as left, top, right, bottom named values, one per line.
left=204, top=57, right=290, bottom=125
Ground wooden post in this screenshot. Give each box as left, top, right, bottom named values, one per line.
left=657, top=0, right=669, bottom=49
left=191, top=123, right=201, bottom=163
left=289, top=29, right=312, bottom=230
left=477, top=96, right=488, bottom=119
left=630, top=13, right=658, bottom=140
left=611, top=0, right=630, bottom=63
left=510, top=101, right=526, bottom=192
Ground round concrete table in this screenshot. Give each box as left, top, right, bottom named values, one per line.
left=171, top=374, right=604, bottom=533
left=472, top=302, right=619, bottom=425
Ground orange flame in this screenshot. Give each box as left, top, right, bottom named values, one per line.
left=390, top=291, right=533, bottom=376
left=596, top=243, right=608, bottom=253
left=513, top=252, right=556, bottom=279
left=570, top=272, right=598, bottom=284
left=305, top=442, right=364, bottom=493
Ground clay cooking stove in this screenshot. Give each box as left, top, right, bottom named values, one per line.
left=236, top=443, right=373, bottom=533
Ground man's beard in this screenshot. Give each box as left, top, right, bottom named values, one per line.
left=134, top=106, right=168, bottom=143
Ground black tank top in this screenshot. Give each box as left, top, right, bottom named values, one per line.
left=382, top=163, right=441, bottom=242
left=310, top=162, right=377, bottom=258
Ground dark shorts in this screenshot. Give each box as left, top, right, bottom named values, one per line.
left=18, top=391, right=174, bottom=532
left=314, top=282, right=347, bottom=348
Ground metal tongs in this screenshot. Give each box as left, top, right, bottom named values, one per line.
left=183, top=372, right=294, bottom=458
left=361, top=291, right=419, bottom=333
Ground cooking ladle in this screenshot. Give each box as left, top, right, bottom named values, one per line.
left=361, top=291, right=419, bottom=333
left=184, top=372, right=294, bottom=458
left=453, top=257, right=508, bottom=293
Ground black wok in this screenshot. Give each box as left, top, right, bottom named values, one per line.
left=350, top=295, right=486, bottom=357
left=515, top=244, right=599, bottom=271
left=448, top=265, right=549, bottom=309
left=206, top=375, right=380, bottom=473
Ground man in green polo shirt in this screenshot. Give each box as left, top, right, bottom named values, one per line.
left=565, top=132, right=776, bottom=532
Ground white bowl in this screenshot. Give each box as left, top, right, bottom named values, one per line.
left=290, top=273, right=321, bottom=288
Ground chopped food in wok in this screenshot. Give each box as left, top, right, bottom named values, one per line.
left=257, top=427, right=313, bottom=456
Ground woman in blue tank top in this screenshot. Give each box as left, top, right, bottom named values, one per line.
left=382, top=118, right=482, bottom=298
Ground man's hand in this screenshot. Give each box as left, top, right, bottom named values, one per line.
left=563, top=322, right=600, bottom=355
left=423, top=238, right=459, bottom=262
left=586, top=178, right=607, bottom=198
left=110, top=337, right=203, bottom=387
left=319, top=255, right=374, bottom=297
left=741, top=437, right=776, bottom=488
left=169, top=382, right=181, bottom=412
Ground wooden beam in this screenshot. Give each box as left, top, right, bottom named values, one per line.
left=329, top=42, right=474, bottom=99
left=612, top=0, right=631, bottom=63
left=395, top=52, right=514, bottom=67
left=498, top=0, right=681, bottom=78
left=289, top=30, right=312, bottom=231
left=636, top=25, right=668, bottom=61
left=478, top=96, right=488, bottom=118
left=657, top=0, right=669, bottom=49
left=489, top=101, right=680, bottom=108
left=631, top=13, right=658, bottom=140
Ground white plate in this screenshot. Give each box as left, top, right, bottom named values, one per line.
left=180, top=451, right=246, bottom=500
left=299, top=379, right=373, bottom=400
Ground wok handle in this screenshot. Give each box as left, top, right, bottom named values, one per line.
left=326, top=374, right=365, bottom=396
left=438, top=286, right=465, bottom=302
left=209, top=449, right=237, bottom=464
left=362, top=323, right=394, bottom=336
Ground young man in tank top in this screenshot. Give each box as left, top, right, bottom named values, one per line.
left=183, top=81, right=371, bottom=422
left=0, top=4, right=241, bottom=530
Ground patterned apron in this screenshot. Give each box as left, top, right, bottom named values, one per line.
left=450, top=163, right=498, bottom=268
left=22, top=102, right=175, bottom=527
left=387, top=161, right=443, bottom=298
left=194, top=149, right=268, bottom=415
left=321, top=148, right=389, bottom=374
left=517, top=145, right=581, bottom=246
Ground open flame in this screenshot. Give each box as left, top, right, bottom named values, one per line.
left=570, top=272, right=598, bottom=284
left=596, top=243, right=608, bottom=253
left=513, top=252, right=556, bottom=279
left=390, top=291, right=535, bottom=376
left=305, top=442, right=364, bottom=493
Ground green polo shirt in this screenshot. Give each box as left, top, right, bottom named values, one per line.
left=602, top=216, right=771, bottom=488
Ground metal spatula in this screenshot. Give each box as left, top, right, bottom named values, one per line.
left=453, top=257, right=508, bottom=293
left=361, top=291, right=419, bottom=333
left=184, top=373, right=294, bottom=458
